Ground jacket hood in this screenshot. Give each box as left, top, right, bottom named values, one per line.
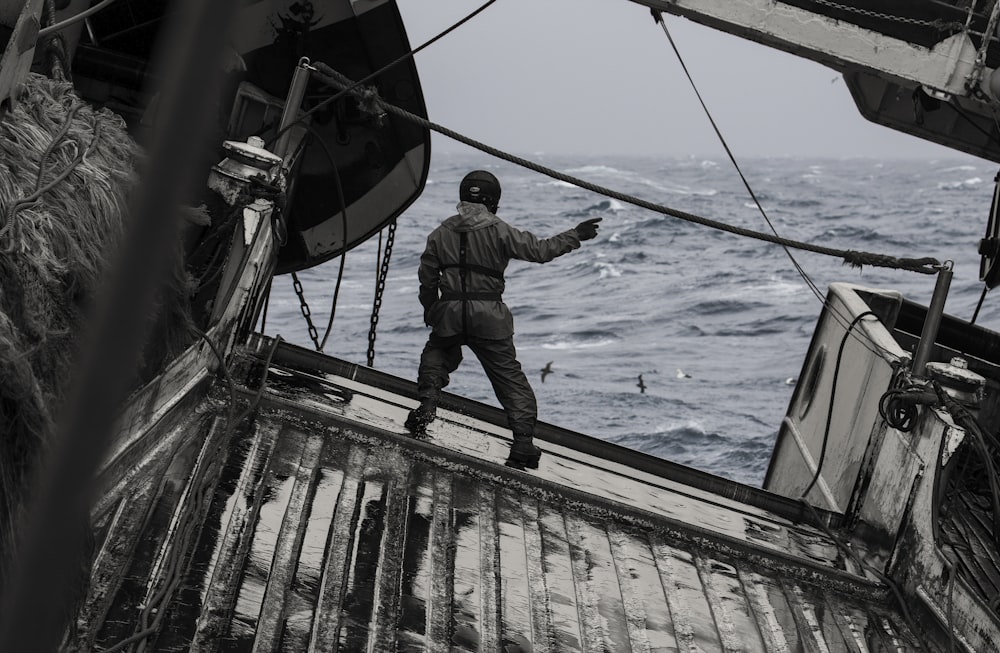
left=443, top=201, right=501, bottom=232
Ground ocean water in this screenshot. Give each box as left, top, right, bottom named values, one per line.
left=264, top=151, right=999, bottom=486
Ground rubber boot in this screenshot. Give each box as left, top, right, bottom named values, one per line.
left=404, top=401, right=436, bottom=439
left=505, top=430, right=541, bottom=470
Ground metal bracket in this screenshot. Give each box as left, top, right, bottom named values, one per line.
left=0, top=0, right=44, bottom=117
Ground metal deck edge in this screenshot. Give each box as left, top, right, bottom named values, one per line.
left=246, top=388, right=888, bottom=604
left=264, top=339, right=845, bottom=531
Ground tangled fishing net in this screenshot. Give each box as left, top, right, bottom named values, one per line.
left=0, top=73, right=196, bottom=584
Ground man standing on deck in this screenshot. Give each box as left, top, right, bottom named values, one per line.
left=405, top=170, right=602, bottom=469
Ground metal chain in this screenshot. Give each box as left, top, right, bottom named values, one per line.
left=367, top=220, right=397, bottom=367
left=291, top=271, right=321, bottom=350
left=809, top=0, right=965, bottom=29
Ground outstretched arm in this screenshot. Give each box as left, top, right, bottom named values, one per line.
left=574, top=217, right=602, bottom=241
left=501, top=216, right=602, bottom=263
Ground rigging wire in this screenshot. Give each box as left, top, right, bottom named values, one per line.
left=798, top=500, right=930, bottom=652
left=971, top=285, right=989, bottom=324
left=264, top=0, right=500, bottom=355
left=259, top=278, right=272, bottom=335
left=307, top=61, right=938, bottom=365
left=312, top=63, right=941, bottom=276
left=648, top=10, right=920, bottom=362
left=943, top=98, right=1000, bottom=148
left=101, top=332, right=282, bottom=653
left=268, top=0, right=499, bottom=148
left=38, top=0, right=121, bottom=38
left=296, top=1, right=501, bottom=356
left=280, top=124, right=347, bottom=353
left=800, top=311, right=877, bottom=500
left=313, top=124, right=350, bottom=353
left=932, top=381, right=1000, bottom=546
left=650, top=10, right=826, bottom=305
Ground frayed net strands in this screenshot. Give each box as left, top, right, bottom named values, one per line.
left=0, top=73, right=195, bottom=588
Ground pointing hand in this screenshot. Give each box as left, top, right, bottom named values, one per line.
left=575, top=217, right=602, bottom=241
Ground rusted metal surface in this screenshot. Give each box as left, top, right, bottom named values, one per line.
left=70, top=335, right=955, bottom=651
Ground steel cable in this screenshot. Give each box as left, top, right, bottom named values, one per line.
left=312, top=63, right=941, bottom=276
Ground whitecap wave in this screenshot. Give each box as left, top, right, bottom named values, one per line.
left=566, top=164, right=623, bottom=176
left=541, top=339, right=617, bottom=350
left=937, top=177, right=983, bottom=190
left=596, top=261, right=622, bottom=278
left=567, top=163, right=716, bottom=196
left=639, top=177, right=717, bottom=196
left=565, top=198, right=627, bottom=216
left=653, top=418, right=708, bottom=437
left=542, top=180, right=577, bottom=188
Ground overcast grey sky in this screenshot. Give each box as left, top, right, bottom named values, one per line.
left=395, top=0, right=968, bottom=159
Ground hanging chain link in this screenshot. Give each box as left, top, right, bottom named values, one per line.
left=809, top=0, right=965, bottom=29
left=367, top=220, right=397, bottom=367
left=291, top=271, right=322, bottom=350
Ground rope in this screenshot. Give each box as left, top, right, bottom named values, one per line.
left=42, top=0, right=71, bottom=83
left=100, top=333, right=282, bottom=653
left=311, top=63, right=942, bottom=276
left=800, top=311, right=877, bottom=500
left=312, top=125, right=349, bottom=353
left=651, top=10, right=944, bottom=361
left=798, top=500, right=930, bottom=651
left=38, top=0, right=122, bottom=38
left=971, top=285, right=989, bottom=324
left=932, top=380, right=1000, bottom=546
left=273, top=1, right=499, bottom=352
left=652, top=10, right=825, bottom=305
left=0, top=112, right=102, bottom=246
left=33, top=102, right=83, bottom=194
left=268, top=0, right=500, bottom=149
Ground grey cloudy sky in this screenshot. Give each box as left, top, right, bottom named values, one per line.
left=395, top=0, right=966, bottom=159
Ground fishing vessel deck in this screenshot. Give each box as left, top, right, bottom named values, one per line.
left=74, top=335, right=944, bottom=651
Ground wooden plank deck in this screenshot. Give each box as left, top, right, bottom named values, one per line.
left=73, top=337, right=947, bottom=651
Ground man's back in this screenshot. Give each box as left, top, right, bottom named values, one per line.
left=406, top=169, right=601, bottom=470
left=419, top=201, right=581, bottom=338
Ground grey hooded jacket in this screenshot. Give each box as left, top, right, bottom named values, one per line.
left=418, top=201, right=581, bottom=339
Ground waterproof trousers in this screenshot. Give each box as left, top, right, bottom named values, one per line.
left=416, top=333, right=537, bottom=434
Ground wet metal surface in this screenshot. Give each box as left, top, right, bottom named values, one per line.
left=75, top=344, right=945, bottom=651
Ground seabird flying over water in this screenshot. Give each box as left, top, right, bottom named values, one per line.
left=676, top=368, right=691, bottom=379
left=540, top=361, right=553, bottom=383
left=637, top=374, right=646, bottom=393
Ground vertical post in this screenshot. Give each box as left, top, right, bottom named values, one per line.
left=912, top=261, right=954, bottom=377
left=274, top=56, right=312, bottom=160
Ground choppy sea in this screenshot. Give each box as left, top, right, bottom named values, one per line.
left=264, top=151, right=998, bottom=486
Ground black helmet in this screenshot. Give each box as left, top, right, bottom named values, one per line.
left=459, top=170, right=501, bottom=212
